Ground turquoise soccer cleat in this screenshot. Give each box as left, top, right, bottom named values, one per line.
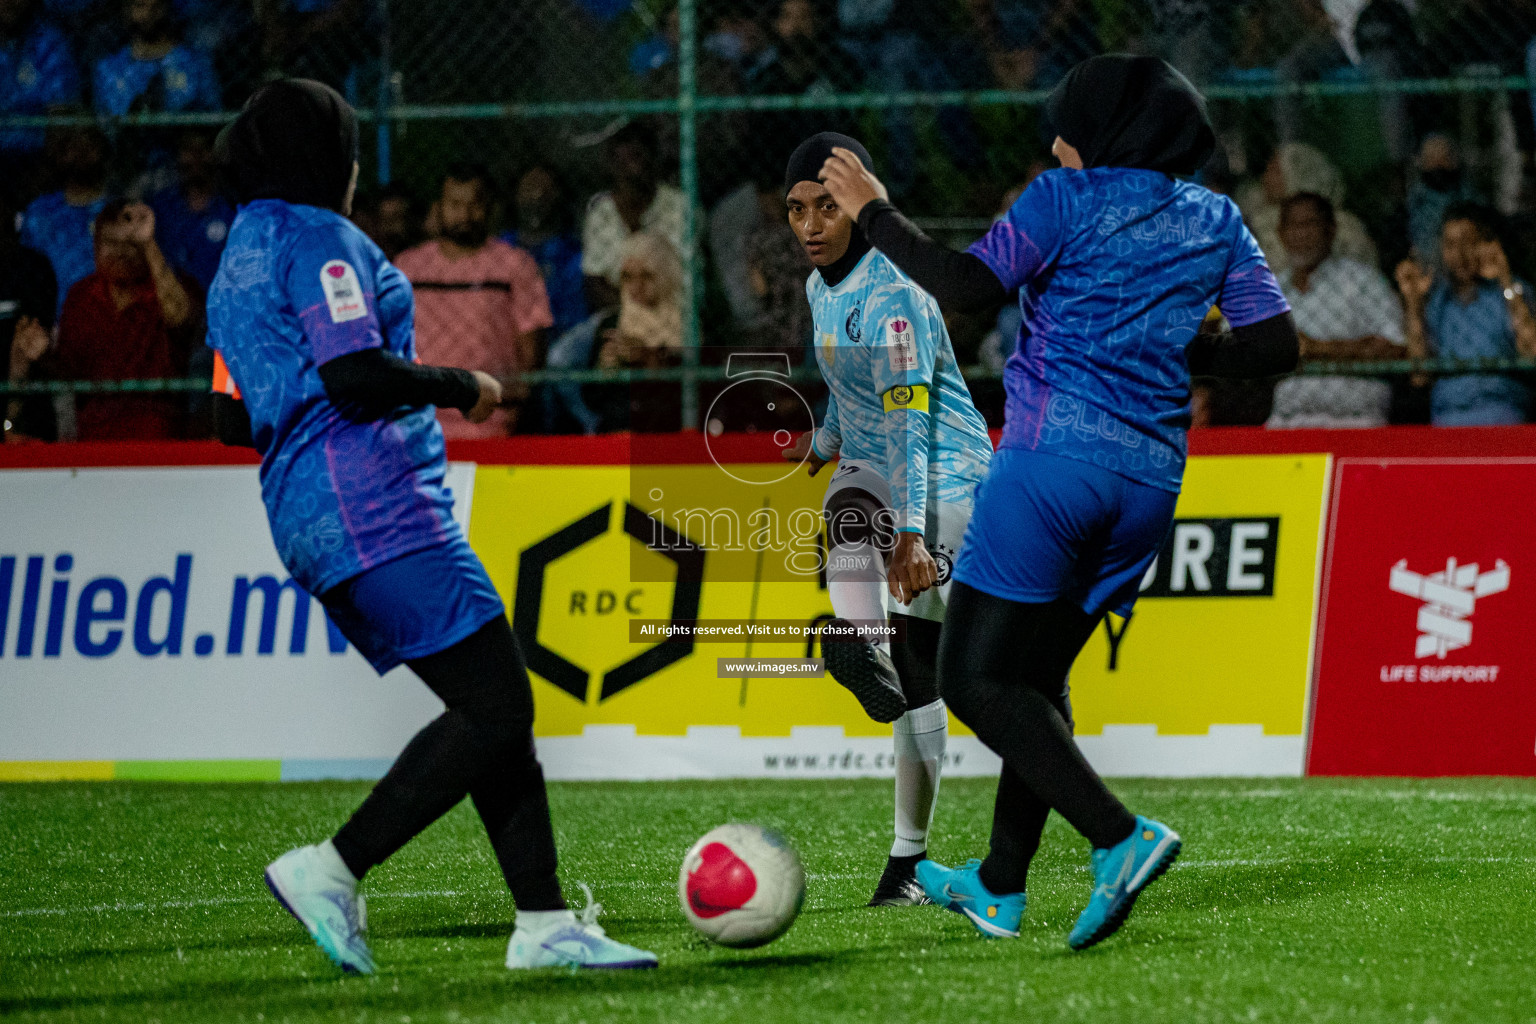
left=264, top=844, right=376, bottom=975
left=915, top=858, right=1025, bottom=938
left=1068, top=815, right=1181, bottom=951
left=506, top=885, right=658, bottom=970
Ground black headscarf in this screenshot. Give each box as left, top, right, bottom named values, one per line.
left=784, top=131, right=873, bottom=287
left=1047, top=55, right=1215, bottom=176
left=216, top=79, right=359, bottom=212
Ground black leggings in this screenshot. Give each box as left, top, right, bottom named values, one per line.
left=330, top=616, right=564, bottom=911
left=938, top=582, right=1137, bottom=895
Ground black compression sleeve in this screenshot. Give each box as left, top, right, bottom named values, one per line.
left=1186, top=311, right=1300, bottom=379
left=213, top=393, right=255, bottom=448
left=317, top=347, right=481, bottom=418
left=858, top=199, right=1009, bottom=314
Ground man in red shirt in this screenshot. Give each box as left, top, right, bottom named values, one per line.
left=56, top=200, right=199, bottom=440
left=396, top=164, right=552, bottom=438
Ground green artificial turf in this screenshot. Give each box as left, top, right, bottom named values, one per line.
left=2, top=777, right=1533, bottom=1023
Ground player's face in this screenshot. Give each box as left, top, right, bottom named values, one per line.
left=1051, top=136, right=1083, bottom=170
left=786, top=181, right=853, bottom=267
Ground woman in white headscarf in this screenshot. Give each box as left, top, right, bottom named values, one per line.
left=1240, top=142, right=1380, bottom=273
left=597, top=230, right=684, bottom=367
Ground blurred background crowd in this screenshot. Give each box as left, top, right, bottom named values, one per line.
left=4, top=0, right=1536, bottom=441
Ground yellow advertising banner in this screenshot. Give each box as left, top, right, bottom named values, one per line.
left=468, top=454, right=1330, bottom=777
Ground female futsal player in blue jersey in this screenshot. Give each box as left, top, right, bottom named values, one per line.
left=207, top=80, right=655, bottom=973
left=821, top=55, right=1298, bottom=949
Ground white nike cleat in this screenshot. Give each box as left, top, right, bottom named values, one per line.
left=506, top=884, right=658, bottom=970
left=264, top=842, right=376, bottom=974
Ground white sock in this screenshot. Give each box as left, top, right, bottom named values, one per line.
left=316, top=839, right=358, bottom=886
left=827, top=541, right=890, bottom=653
left=515, top=908, right=576, bottom=932
left=891, top=699, right=948, bottom=857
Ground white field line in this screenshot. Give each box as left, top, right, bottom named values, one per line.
left=4, top=857, right=1529, bottom=921
left=1163, top=788, right=1536, bottom=804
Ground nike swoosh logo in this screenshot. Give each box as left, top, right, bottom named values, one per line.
left=943, top=884, right=972, bottom=905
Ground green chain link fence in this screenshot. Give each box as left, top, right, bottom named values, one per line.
left=5, top=0, right=1536, bottom=434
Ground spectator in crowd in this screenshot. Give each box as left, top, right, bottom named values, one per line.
left=744, top=0, right=863, bottom=152
left=1272, top=0, right=1351, bottom=142
left=1266, top=192, right=1406, bottom=429
left=395, top=164, right=553, bottom=438
left=0, top=0, right=80, bottom=184
left=708, top=162, right=788, bottom=329
left=92, top=0, right=219, bottom=116
left=598, top=231, right=682, bottom=369
left=147, top=128, right=232, bottom=292
left=1349, top=0, right=1425, bottom=161
left=704, top=0, right=775, bottom=85
left=1407, top=133, right=1478, bottom=272
left=256, top=0, right=370, bottom=94
left=1242, top=141, right=1379, bottom=276
left=739, top=212, right=811, bottom=356
left=1397, top=202, right=1536, bottom=425
left=21, top=123, right=110, bottom=316
left=548, top=232, right=683, bottom=433
left=504, top=164, right=586, bottom=337
left=1, top=189, right=57, bottom=442
left=55, top=200, right=199, bottom=439
left=352, top=181, right=420, bottom=262
left=581, top=121, right=685, bottom=312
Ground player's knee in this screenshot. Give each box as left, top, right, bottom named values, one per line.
left=824, top=488, right=893, bottom=555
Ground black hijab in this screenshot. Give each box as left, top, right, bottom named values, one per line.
left=1047, top=55, right=1215, bottom=176
left=217, top=79, right=359, bottom=212
left=784, top=131, right=873, bottom=287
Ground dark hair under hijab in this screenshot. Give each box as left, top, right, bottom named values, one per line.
left=784, top=131, right=874, bottom=287
left=216, top=79, right=359, bottom=213
left=1046, top=54, right=1215, bottom=177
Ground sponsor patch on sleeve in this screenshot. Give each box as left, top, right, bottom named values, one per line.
left=885, top=316, right=917, bottom=373
left=320, top=260, right=367, bottom=323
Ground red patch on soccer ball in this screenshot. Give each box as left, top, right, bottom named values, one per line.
left=327, top=265, right=346, bottom=278
left=686, top=842, right=757, bottom=918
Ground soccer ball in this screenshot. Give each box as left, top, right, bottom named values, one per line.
left=679, top=823, right=806, bottom=948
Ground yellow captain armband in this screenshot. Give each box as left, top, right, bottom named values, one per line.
left=882, top=383, right=929, bottom=413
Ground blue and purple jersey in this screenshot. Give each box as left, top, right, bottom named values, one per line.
left=207, top=200, right=462, bottom=595
left=968, top=167, right=1288, bottom=492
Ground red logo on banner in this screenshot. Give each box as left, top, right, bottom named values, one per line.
left=1308, top=460, right=1536, bottom=776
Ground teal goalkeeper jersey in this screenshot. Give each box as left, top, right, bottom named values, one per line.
left=807, top=248, right=993, bottom=534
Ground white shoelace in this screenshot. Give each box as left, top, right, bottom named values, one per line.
left=573, top=882, right=605, bottom=936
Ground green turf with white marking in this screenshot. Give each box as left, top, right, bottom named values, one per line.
left=3, top=777, right=1533, bottom=1023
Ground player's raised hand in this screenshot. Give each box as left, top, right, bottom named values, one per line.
left=888, top=531, right=938, bottom=604
left=465, top=370, right=503, bottom=423
left=782, top=431, right=829, bottom=476
left=819, top=147, right=888, bottom=223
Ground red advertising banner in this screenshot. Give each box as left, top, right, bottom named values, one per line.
left=1308, top=459, right=1536, bottom=776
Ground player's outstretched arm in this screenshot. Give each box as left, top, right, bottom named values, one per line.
left=316, top=348, right=494, bottom=420
left=819, top=147, right=1008, bottom=314
left=1186, top=311, right=1300, bottom=379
